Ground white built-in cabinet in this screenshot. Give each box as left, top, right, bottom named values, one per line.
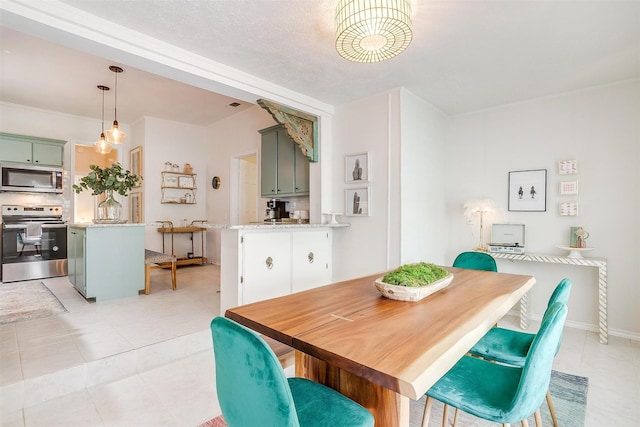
left=221, top=227, right=332, bottom=312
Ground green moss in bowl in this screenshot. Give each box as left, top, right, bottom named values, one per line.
left=382, top=262, right=449, bottom=287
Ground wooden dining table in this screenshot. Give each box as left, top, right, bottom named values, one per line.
left=225, top=266, right=535, bottom=427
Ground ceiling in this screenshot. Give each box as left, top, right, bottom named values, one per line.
left=1, top=0, right=638, bottom=126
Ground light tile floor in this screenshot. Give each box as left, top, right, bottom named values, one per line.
left=1, top=266, right=639, bottom=426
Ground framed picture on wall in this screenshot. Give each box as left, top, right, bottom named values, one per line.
left=130, top=146, right=143, bottom=187
left=345, top=152, right=369, bottom=183
left=345, top=187, right=370, bottom=216
left=508, top=169, right=547, bottom=212
left=129, top=191, right=143, bottom=223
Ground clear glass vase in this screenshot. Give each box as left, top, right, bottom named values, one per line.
left=96, top=190, right=122, bottom=222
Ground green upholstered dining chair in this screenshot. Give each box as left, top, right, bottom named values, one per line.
left=466, top=278, right=572, bottom=427
left=210, top=316, right=375, bottom=427
left=421, top=302, right=568, bottom=427
left=452, top=251, right=497, bottom=272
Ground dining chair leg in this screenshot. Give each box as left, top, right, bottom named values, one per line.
left=442, top=403, right=449, bottom=427
left=521, top=419, right=529, bottom=427
left=534, top=408, right=542, bottom=427
left=452, top=408, right=460, bottom=427
left=546, top=389, right=559, bottom=427
left=421, top=396, right=434, bottom=427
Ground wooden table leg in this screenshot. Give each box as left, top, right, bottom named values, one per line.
left=144, top=264, right=151, bottom=295
left=171, top=260, right=177, bottom=291
left=295, top=351, right=410, bottom=427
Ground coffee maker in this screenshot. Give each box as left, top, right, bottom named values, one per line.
left=265, top=199, right=289, bottom=222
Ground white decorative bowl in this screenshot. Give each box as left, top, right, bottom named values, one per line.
left=374, top=273, right=454, bottom=302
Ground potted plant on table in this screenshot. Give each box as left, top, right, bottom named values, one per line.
left=374, top=262, right=454, bottom=302
left=72, top=162, right=141, bottom=223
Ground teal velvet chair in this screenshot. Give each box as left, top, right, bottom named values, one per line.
left=466, top=278, right=572, bottom=427
left=452, top=251, right=497, bottom=272
left=211, top=316, right=375, bottom=427
left=421, top=302, right=568, bottom=427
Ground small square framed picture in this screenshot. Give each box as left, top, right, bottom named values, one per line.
left=559, top=201, right=578, bottom=216
left=345, top=187, right=370, bottom=216
left=558, top=160, right=577, bottom=175
left=559, top=181, right=578, bottom=195
left=345, top=152, right=369, bottom=183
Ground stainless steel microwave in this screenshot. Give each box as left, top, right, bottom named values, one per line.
left=0, top=163, right=63, bottom=193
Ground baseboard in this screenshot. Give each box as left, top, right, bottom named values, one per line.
left=507, top=309, right=640, bottom=342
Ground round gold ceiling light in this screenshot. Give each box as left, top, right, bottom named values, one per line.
left=335, top=0, right=413, bottom=63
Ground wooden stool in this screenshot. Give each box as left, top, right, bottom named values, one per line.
left=144, top=249, right=177, bottom=294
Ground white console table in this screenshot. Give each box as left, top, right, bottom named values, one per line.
left=491, top=252, right=608, bottom=344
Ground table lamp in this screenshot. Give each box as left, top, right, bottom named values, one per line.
left=464, top=199, right=495, bottom=252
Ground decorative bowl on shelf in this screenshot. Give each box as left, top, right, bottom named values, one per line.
left=557, top=246, right=594, bottom=259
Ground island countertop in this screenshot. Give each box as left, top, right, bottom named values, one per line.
left=70, top=222, right=145, bottom=228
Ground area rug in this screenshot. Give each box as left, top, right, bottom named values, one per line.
left=0, top=281, right=68, bottom=324
left=199, top=370, right=588, bottom=427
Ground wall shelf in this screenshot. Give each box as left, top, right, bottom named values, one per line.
left=161, top=171, right=197, bottom=204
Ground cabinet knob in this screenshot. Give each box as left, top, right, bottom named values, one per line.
left=308, top=252, right=314, bottom=263
left=266, top=256, right=273, bottom=269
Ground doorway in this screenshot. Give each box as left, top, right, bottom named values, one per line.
left=73, top=144, right=119, bottom=222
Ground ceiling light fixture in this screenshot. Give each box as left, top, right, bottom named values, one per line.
left=94, top=85, right=112, bottom=154
left=335, top=0, right=413, bottom=63
left=105, top=65, right=126, bottom=145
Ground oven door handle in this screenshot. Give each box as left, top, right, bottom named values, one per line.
left=2, top=223, right=68, bottom=229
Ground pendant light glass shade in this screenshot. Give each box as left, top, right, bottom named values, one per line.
left=335, top=0, right=413, bottom=63
left=105, top=66, right=126, bottom=145
left=94, top=85, right=113, bottom=154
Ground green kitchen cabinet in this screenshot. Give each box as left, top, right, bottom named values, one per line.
left=0, top=132, right=65, bottom=166
left=259, top=125, right=309, bottom=197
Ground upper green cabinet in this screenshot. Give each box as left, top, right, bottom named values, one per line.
left=260, top=125, right=309, bottom=197
left=0, top=132, right=65, bottom=167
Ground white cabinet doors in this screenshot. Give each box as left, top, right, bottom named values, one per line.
left=242, top=232, right=292, bottom=304
left=291, top=230, right=331, bottom=293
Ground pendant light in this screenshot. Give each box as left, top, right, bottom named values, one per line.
left=105, top=65, right=126, bottom=145
left=94, top=85, right=113, bottom=154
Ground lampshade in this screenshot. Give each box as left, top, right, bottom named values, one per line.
left=335, top=0, right=413, bottom=63
left=94, top=85, right=113, bottom=154
left=105, top=66, right=126, bottom=145
left=464, top=199, right=495, bottom=220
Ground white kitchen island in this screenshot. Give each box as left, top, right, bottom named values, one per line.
left=219, top=222, right=348, bottom=314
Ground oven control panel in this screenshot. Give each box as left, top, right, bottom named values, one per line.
left=2, top=205, right=62, bottom=217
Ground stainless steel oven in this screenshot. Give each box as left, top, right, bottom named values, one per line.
left=1, top=205, right=67, bottom=282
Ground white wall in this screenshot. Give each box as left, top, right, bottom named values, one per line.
left=445, top=80, right=640, bottom=338
left=332, top=92, right=396, bottom=280
left=204, top=106, right=275, bottom=264
left=331, top=89, right=449, bottom=281
left=399, top=89, right=449, bottom=266
left=141, top=117, right=209, bottom=258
